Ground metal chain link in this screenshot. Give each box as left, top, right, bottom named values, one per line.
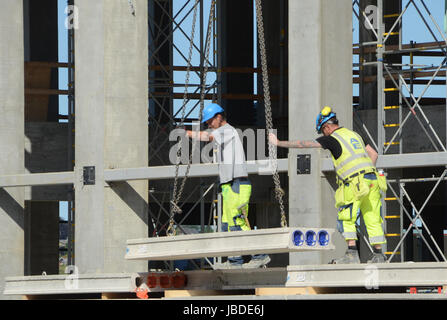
left=168, top=0, right=200, bottom=236
left=255, top=0, right=287, bottom=227
left=168, top=0, right=216, bottom=236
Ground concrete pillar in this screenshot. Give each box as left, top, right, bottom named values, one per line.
left=0, top=0, right=25, bottom=298
left=288, top=0, right=352, bottom=265
left=74, top=0, right=148, bottom=273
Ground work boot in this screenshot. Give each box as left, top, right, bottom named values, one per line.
left=214, top=261, right=243, bottom=270
left=367, top=252, right=387, bottom=263
left=330, top=249, right=360, bottom=264
left=242, top=255, right=271, bottom=269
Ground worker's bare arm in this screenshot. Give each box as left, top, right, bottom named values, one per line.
left=278, top=140, right=321, bottom=148
left=365, top=144, right=378, bottom=166
left=269, top=133, right=321, bottom=149
left=186, top=130, right=214, bottom=142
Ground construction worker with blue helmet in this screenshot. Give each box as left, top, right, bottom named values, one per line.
left=201, top=103, right=224, bottom=123
left=185, top=102, right=271, bottom=269
left=269, top=106, right=387, bottom=264
left=315, top=106, right=338, bottom=134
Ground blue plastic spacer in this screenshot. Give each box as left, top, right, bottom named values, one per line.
left=305, top=230, right=317, bottom=246
left=293, top=230, right=304, bottom=246
left=317, top=230, right=330, bottom=246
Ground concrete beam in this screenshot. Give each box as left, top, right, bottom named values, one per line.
left=125, top=227, right=335, bottom=261
left=1, top=150, right=447, bottom=188
left=0, top=158, right=288, bottom=187
left=2, top=150, right=447, bottom=188
left=104, top=158, right=289, bottom=182
left=321, top=152, right=447, bottom=172
left=3, top=273, right=139, bottom=296
left=0, top=172, right=75, bottom=188
left=286, top=262, right=447, bottom=287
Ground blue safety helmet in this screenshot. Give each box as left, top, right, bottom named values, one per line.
left=201, top=103, right=224, bottom=123
left=316, top=106, right=337, bottom=134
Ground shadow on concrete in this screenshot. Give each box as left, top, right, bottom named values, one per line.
left=0, top=188, right=24, bottom=229
left=108, top=181, right=148, bottom=225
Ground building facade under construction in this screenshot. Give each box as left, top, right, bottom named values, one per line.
left=0, top=0, right=447, bottom=299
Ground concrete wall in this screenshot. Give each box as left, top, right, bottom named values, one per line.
left=74, top=0, right=149, bottom=274
left=0, top=0, right=25, bottom=299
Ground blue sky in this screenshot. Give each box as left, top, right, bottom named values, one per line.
left=57, top=0, right=446, bottom=219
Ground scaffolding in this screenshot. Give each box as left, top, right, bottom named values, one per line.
left=353, top=0, right=447, bottom=263
left=147, top=0, right=220, bottom=270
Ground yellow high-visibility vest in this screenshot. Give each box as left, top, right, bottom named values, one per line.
left=330, top=127, right=375, bottom=181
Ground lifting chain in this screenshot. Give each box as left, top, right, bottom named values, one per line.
left=168, top=0, right=216, bottom=236
left=255, top=0, right=288, bottom=228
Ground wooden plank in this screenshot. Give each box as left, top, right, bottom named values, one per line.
left=255, top=287, right=328, bottom=295
left=164, top=290, right=251, bottom=298
left=25, top=63, right=51, bottom=121
left=101, top=292, right=137, bottom=300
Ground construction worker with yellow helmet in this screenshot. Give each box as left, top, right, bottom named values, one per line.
left=269, top=106, right=387, bottom=264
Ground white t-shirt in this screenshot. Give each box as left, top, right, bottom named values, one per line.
left=212, top=123, right=248, bottom=184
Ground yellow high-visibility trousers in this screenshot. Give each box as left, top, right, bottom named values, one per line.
left=221, top=183, right=252, bottom=231
left=336, top=173, right=386, bottom=245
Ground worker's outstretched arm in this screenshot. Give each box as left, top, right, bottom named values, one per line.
left=365, top=144, right=378, bottom=166
left=269, top=133, right=321, bottom=149
left=186, top=130, right=214, bottom=142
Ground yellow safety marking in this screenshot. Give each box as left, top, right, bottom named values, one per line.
left=385, top=251, right=400, bottom=255
left=385, top=197, right=397, bottom=201
left=386, top=233, right=400, bottom=237
left=385, top=215, right=400, bottom=219
left=384, top=123, right=400, bottom=127
left=384, top=141, right=400, bottom=145
left=383, top=32, right=400, bottom=36
left=377, top=44, right=383, bottom=48
left=384, top=88, right=398, bottom=92
left=384, top=105, right=400, bottom=110
left=384, top=13, right=400, bottom=18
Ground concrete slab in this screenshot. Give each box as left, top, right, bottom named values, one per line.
left=125, top=227, right=335, bottom=261
left=286, top=262, right=447, bottom=287
left=3, top=273, right=139, bottom=296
